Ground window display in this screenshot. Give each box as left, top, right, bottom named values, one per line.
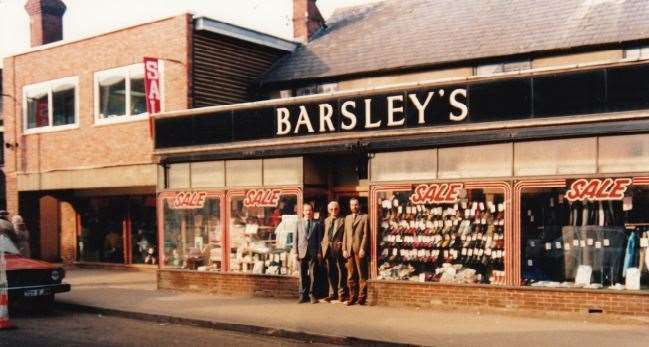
left=229, top=190, right=299, bottom=276
left=521, top=178, right=649, bottom=291
left=377, top=184, right=506, bottom=284
left=162, top=192, right=223, bottom=271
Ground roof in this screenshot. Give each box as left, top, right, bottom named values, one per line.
left=262, top=0, right=649, bottom=83
left=194, top=17, right=297, bottom=52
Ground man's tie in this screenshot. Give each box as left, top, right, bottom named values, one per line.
left=328, top=220, right=335, bottom=241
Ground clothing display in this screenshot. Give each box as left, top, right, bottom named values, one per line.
left=522, top=188, right=649, bottom=290
left=377, top=191, right=505, bottom=284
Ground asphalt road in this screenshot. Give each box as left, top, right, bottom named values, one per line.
left=0, top=309, right=337, bottom=347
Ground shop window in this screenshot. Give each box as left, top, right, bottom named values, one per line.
left=521, top=179, right=649, bottom=291
left=229, top=191, right=299, bottom=275
left=263, top=157, right=303, bottom=186
left=191, top=161, right=225, bottom=188
left=168, top=163, right=190, bottom=189
left=95, top=63, right=156, bottom=123
left=162, top=192, right=223, bottom=271
left=376, top=184, right=506, bottom=284
left=514, top=138, right=597, bottom=176
left=438, top=143, right=512, bottom=179
left=371, top=149, right=437, bottom=182
left=598, top=134, right=649, bottom=173
left=226, top=160, right=262, bottom=187
left=23, top=77, right=78, bottom=131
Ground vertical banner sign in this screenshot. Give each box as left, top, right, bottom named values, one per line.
left=143, top=57, right=161, bottom=137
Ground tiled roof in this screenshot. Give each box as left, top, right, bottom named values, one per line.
left=263, top=0, right=649, bottom=83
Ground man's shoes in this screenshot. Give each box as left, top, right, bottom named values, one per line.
left=346, top=298, right=357, bottom=306
left=298, top=298, right=309, bottom=304
left=324, top=295, right=337, bottom=303
left=310, top=297, right=319, bottom=304
left=358, top=298, right=367, bottom=306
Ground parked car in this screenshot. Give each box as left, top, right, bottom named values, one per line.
left=1, top=234, right=70, bottom=308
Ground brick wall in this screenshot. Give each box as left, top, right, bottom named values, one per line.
left=2, top=14, right=192, bottom=213
left=158, top=269, right=299, bottom=298
left=158, top=270, right=649, bottom=316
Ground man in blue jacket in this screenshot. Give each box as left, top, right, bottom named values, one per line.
left=293, top=203, right=323, bottom=303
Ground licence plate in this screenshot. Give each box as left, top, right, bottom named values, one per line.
left=24, top=288, right=49, bottom=297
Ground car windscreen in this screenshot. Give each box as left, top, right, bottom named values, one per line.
left=0, top=233, right=19, bottom=254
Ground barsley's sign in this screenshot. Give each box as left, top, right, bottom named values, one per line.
left=275, top=88, right=468, bottom=136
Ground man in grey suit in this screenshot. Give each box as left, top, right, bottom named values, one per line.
left=343, top=198, right=369, bottom=305
left=321, top=201, right=348, bottom=302
left=293, top=203, right=323, bottom=304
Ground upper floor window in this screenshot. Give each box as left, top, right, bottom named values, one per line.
left=475, top=60, right=531, bottom=76
left=23, top=76, right=78, bottom=132
left=94, top=63, right=162, bottom=124
left=625, top=46, right=649, bottom=59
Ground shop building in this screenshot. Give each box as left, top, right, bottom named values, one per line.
left=154, top=0, right=649, bottom=316
left=1, top=0, right=295, bottom=264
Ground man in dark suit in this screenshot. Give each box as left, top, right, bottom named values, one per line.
left=293, top=203, right=323, bottom=304
left=321, top=201, right=348, bottom=303
left=343, top=198, right=369, bottom=306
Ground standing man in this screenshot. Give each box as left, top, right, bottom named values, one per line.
left=321, top=201, right=348, bottom=302
left=293, top=203, right=323, bottom=304
left=343, top=198, right=369, bottom=306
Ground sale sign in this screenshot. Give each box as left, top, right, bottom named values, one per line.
left=243, top=189, right=282, bottom=207
left=565, top=178, right=632, bottom=201
left=409, top=183, right=463, bottom=204
left=144, top=57, right=161, bottom=137
left=170, top=192, right=208, bottom=209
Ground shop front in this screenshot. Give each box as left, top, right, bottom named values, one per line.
left=155, top=61, right=649, bottom=315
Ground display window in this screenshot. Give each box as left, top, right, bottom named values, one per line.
left=160, top=191, right=224, bottom=271
left=518, top=177, right=649, bottom=291
left=227, top=188, right=301, bottom=276
left=374, top=182, right=510, bottom=285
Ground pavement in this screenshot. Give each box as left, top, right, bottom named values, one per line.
left=44, top=268, right=649, bottom=346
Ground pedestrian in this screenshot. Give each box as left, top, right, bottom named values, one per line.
left=11, top=215, right=30, bottom=258
left=343, top=198, right=369, bottom=306
left=0, top=210, right=18, bottom=245
left=321, top=201, right=348, bottom=302
left=293, top=203, right=323, bottom=304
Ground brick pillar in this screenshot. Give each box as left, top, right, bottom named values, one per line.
left=293, top=0, right=325, bottom=42
left=39, top=195, right=60, bottom=262
left=24, top=0, right=67, bottom=47
left=59, top=200, right=77, bottom=264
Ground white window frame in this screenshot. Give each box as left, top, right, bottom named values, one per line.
left=94, top=62, right=165, bottom=125
left=22, top=76, right=80, bottom=134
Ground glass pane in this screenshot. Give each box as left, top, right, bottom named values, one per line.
left=599, top=134, right=649, bottom=173
left=77, top=197, right=127, bottom=264
left=26, top=89, right=49, bottom=129
left=168, top=163, right=190, bottom=189
left=376, top=185, right=506, bottom=284
left=52, top=84, right=75, bottom=126
left=371, top=149, right=437, bottom=182
left=515, top=138, right=597, bottom=176
left=438, top=143, right=512, bottom=179
left=98, top=75, right=126, bottom=117
left=521, top=181, right=649, bottom=291
left=229, top=193, right=299, bottom=275
left=191, top=161, right=225, bottom=188
left=263, top=157, right=302, bottom=186
left=162, top=195, right=223, bottom=271
left=226, top=160, right=262, bottom=187
left=130, top=77, right=147, bottom=116
left=130, top=195, right=157, bottom=264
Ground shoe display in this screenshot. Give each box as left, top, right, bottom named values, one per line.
left=377, top=189, right=506, bottom=284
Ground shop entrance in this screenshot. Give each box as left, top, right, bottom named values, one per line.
left=334, top=191, right=369, bottom=216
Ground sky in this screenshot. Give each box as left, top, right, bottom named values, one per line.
left=0, top=0, right=385, bottom=65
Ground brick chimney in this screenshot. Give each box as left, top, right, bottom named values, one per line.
left=293, top=0, right=325, bottom=42
left=25, top=0, right=67, bottom=47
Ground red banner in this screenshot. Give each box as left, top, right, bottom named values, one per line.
left=143, top=57, right=161, bottom=137
left=243, top=189, right=282, bottom=207
left=565, top=178, right=632, bottom=201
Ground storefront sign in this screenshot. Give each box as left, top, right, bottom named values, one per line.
left=170, top=191, right=208, bottom=209
left=565, top=178, right=632, bottom=201
left=276, top=88, right=468, bottom=136
left=243, top=189, right=282, bottom=207
left=409, top=183, right=464, bottom=204
left=143, top=57, right=161, bottom=114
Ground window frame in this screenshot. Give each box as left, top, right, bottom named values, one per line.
left=93, top=62, right=165, bottom=125
left=22, top=76, right=80, bottom=134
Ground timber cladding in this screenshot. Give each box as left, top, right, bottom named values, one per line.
left=159, top=269, right=649, bottom=316
left=191, top=30, right=288, bottom=107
